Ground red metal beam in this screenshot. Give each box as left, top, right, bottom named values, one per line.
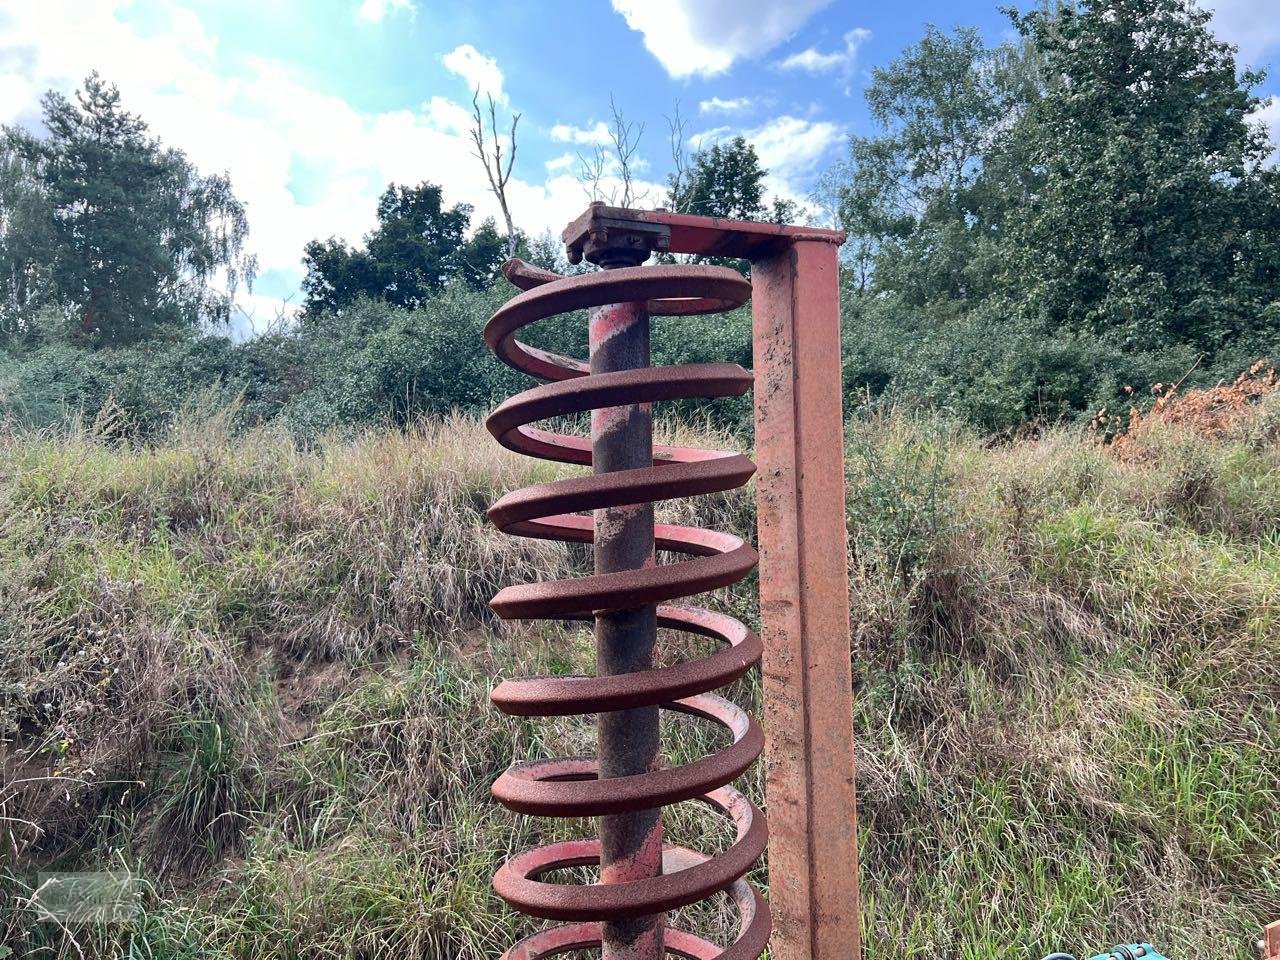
left=1263, top=920, right=1280, bottom=960
left=749, top=239, right=861, bottom=960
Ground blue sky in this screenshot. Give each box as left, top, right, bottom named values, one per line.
left=1, top=0, right=1276, bottom=332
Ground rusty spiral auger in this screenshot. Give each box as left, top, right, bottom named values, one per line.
left=483, top=256, right=770, bottom=960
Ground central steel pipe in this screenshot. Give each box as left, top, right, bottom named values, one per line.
left=589, top=266, right=664, bottom=960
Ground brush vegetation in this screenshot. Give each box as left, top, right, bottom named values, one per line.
left=2, top=398, right=1277, bottom=959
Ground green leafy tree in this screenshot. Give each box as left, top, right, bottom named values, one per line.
left=667, top=136, right=768, bottom=220
left=455, top=217, right=507, bottom=288
left=827, top=3, right=1280, bottom=430
left=3, top=73, right=254, bottom=346
left=298, top=238, right=378, bottom=317
left=827, top=25, right=1040, bottom=299
left=1003, top=0, right=1280, bottom=356
left=0, top=148, right=56, bottom=338
left=302, top=182, right=503, bottom=314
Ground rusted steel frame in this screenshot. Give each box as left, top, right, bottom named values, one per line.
left=493, top=693, right=763, bottom=818
left=500, top=868, right=768, bottom=960
left=486, top=265, right=751, bottom=383
left=589, top=289, right=665, bottom=960
left=494, top=782, right=765, bottom=921
left=490, top=607, right=760, bottom=717
left=1263, top=921, right=1280, bottom=960
left=750, top=239, right=861, bottom=960
left=563, top=202, right=845, bottom=263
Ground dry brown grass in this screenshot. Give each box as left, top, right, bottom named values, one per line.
left=1, top=405, right=1276, bottom=959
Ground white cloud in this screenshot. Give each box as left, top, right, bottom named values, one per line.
left=356, top=0, right=415, bottom=24
left=419, top=94, right=473, bottom=135
left=550, top=121, right=612, bottom=145
left=689, top=125, right=732, bottom=149
left=1199, top=0, right=1280, bottom=67
left=441, top=43, right=505, bottom=103
left=743, top=115, right=843, bottom=205
left=778, top=48, right=841, bottom=73
left=0, top=2, right=596, bottom=321
left=776, top=28, right=871, bottom=85
left=545, top=152, right=576, bottom=172
left=611, top=0, right=833, bottom=79
left=698, top=96, right=753, bottom=115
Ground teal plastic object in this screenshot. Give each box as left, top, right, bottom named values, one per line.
left=1045, top=946, right=1169, bottom=960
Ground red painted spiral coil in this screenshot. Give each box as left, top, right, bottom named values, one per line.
left=483, top=258, right=770, bottom=959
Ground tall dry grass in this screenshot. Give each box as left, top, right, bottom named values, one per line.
left=1, top=399, right=1276, bottom=958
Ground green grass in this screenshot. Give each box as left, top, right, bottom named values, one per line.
left=1, top=402, right=1277, bottom=959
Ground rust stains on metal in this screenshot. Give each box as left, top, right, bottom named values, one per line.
left=1263, top=921, right=1280, bottom=960
left=750, top=241, right=860, bottom=960
left=486, top=204, right=859, bottom=960
left=563, top=201, right=845, bottom=264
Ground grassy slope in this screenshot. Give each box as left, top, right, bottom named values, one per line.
left=1, top=406, right=1277, bottom=959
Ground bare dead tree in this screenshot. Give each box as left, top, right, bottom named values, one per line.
left=665, top=99, right=692, bottom=213
left=470, top=89, right=521, bottom=258
left=606, top=96, right=647, bottom=208
left=576, top=95, right=649, bottom=208
left=577, top=143, right=609, bottom=203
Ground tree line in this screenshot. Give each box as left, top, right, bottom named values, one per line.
left=1, top=0, right=1277, bottom=436
left=829, top=0, right=1280, bottom=428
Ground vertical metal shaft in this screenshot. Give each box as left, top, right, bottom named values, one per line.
left=752, top=240, right=861, bottom=960
left=589, top=279, right=664, bottom=960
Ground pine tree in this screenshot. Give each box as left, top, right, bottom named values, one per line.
left=4, top=73, right=254, bottom=345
